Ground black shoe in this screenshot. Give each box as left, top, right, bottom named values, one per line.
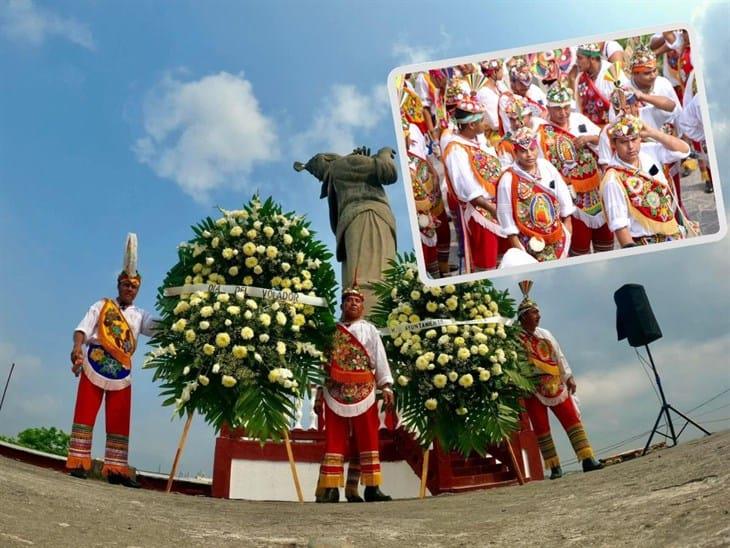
left=582, top=458, right=604, bottom=473
left=316, top=488, right=339, bottom=503
left=345, top=491, right=364, bottom=503
left=705, top=181, right=714, bottom=194
left=107, top=473, right=141, bottom=488
left=68, top=467, right=88, bottom=480
left=363, top=486, right=392, bottom=502
left=549, top=466, right=563, bottom=480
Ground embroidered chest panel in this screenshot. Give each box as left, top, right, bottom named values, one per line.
left=516, top=181, right=561, bottom=232
left=620, top=172, right=675, bottom=222
left=409, top=155, right=443, bottom=213
left=542, top=125, right=600, bottom=187
left=577, top=74, right=609, bottom=126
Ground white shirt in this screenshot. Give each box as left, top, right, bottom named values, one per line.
left=602, top=40, right=624, bottom=61
left=408, top=123, right=428, bottom=160
left=652, top=31, right=684, bottom=87
left=324, top=319, right=393, bottom=417
left=632, top=75, right=682, bottom=130
left=497, top=158, right=575, bottom=236
left=602, top=142, right=688, bottom=236
left=76, top=299, right=157, bottom=347
left=476, top=85, right=502, bottom=131
left=678, top=94, right=705, bottom=143
left=413, top=73, right=432, bottom=107
left=525, top=84, right=547, bottom=109
left=444, top=134, right=498, bottom=203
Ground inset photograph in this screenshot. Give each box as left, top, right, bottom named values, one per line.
left=390, top=27, right=725, bottom=283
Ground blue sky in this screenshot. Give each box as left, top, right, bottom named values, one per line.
left=0, top=0, right=728, bottom=478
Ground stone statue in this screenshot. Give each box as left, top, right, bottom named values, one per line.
left=294, top=146, right=398, bottom=313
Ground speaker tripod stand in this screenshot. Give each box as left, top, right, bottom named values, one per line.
left=642, top=344, right=711, bottom=456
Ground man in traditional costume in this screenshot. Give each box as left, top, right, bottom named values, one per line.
left=404, top=119, right=450, bottom=278
left=66, top=234, right=157, bottom=487
left=508, top=59, right=548, bottom=120
left=442, top=86, right=506, bottom=272
left=539, top=82, right=612, bottom=255
left=315, top=286, right=394, bottom=503
left=477, top=59, right=508, bottom=143
left=575, top=43, right=628, bottom=127
left=517, top=280, right=603, bottom=480
left=678, top=93, right=713, bottom=194
left=600, top=114, right=690, bottom=247
left=497, top=126, right=574, bottom=263
left=627, top=46, right=682, bottom=131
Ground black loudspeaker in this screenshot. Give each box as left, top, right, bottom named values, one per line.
left=614, top=284, right=663, bottom=347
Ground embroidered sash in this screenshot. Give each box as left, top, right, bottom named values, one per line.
left=577, top=71, right=610, bottom=126
left=520, top=332, right=566, bottom=403
left=98, top=299, right=135, bottom=369
left=401, top=86, right=429, bottom=135
left=602, top=167, right=680, bottom=236
left=326, top=324, right=375, bottom=405
left=408, top=153, right=444, bottom=217
left=510, top=171, right=566, bottom=261
left=443, top=141, right=501, bottom=198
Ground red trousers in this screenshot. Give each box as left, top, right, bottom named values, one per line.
left=66, top=372, right=132, bottom=477
left=467, top=219, right=499, bottom=270
left=524, top=394, right=594, bottom=469
left=318, top=401, right=381, bottom=488
left=569, top=218, right=614, bottom=256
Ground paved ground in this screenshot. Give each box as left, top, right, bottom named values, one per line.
left=1, top=431, right=728, bottom=547
left=681, top=167, right=720, bottom=236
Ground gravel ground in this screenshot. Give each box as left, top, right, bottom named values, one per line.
left=1, top=430, right=728, bottom=547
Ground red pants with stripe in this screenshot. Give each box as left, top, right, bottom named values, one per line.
left=523, top=394, right=594, bottom=469
left=66, top=372, right=132, bottom=477
left=318, top=401, right=382, bottom=488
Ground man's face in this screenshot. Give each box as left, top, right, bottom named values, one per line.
left=633, top=67, right=658, bottom=90
left=512, top=78, right=530, bottom=96
left=576, top=53, right=592, bottom=73
left=613, top=135, right=641, bottom=164
left=341, top=295, right=364, bottom=321
left=548, top=104, right=571, bottom=127
left=515, top=141, right=538, bottom=169
left=520, top=307, right=541, bottom=330
left=509, top=112, right=531, bottom=130
left=117, top=280, right=140, bottom=306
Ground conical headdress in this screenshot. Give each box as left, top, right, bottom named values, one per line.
left=517, top=279, right=538, bottom=317
left=118, top=233, right=141, bottom=286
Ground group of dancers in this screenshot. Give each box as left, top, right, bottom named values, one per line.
left=400, top=30, right=713, bottom=276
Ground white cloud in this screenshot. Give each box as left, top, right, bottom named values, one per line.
left=392, top=29, right=452, bottom=65
left=133, top=71, right=279, bottom=203
left=0, top=0, right=94, bottom=50
left=290, top=84, right=388, bottom=159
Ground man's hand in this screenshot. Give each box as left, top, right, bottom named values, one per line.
left=381, top=386, right=395, bottom=409
left=70, top=346, right=83, bottom=377
left=566, top=376, right=577, bottom=395
left=352, top=146, right=371, bottom=157
left=573, top=135, right=591, bottom=149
